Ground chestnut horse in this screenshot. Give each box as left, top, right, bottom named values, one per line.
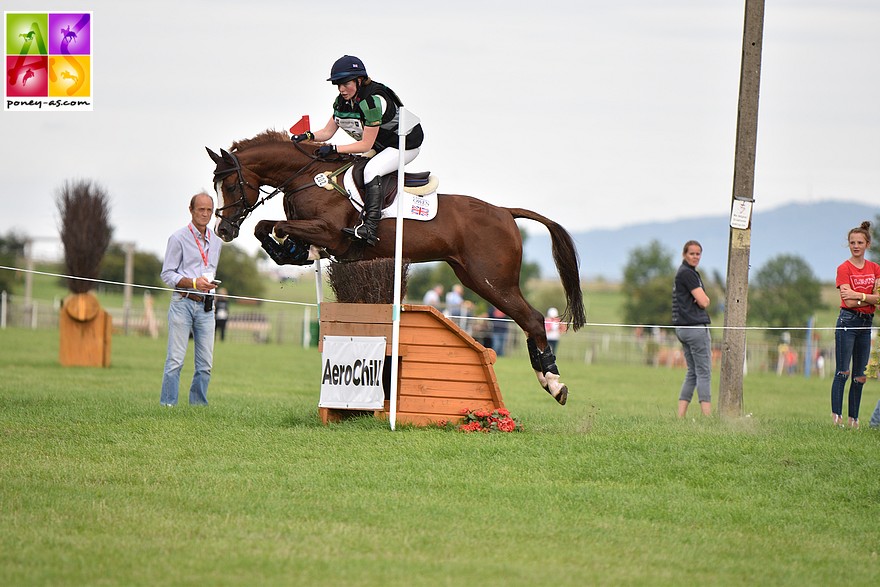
left=206, top=130, right=585, bottom=404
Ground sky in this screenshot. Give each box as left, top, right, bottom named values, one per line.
left=2, top=0, right=878, bottom=263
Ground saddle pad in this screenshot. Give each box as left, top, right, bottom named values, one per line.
left=343, top=168, right=438, bottom=221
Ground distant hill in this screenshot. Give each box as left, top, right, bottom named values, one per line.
left=523, top=201, right=879, bottom=283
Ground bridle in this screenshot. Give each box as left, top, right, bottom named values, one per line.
left=212, top=142, right=348, bottom=231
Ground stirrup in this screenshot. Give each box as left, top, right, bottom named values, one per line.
left=342, top=224, right=378, bottom=246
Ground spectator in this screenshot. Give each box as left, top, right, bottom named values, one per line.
left=445, top=284, right=464, bottom=325
left=470, top=311, right=493, bottom=348
left=815, top=349, right=826, bottom=379
left=489, top=306, right=509, bottom=356
left=672, top=240, right=712, bottom=418
left=422, top=284, right=443, bottom=309
left=544, top=307, right=566, bottom=354
left=830, top=221, right=879, bottom=428
left=159, top=192, right=222, bottom=407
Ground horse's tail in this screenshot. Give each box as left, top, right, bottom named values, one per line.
left=508, top=207, right=586, bottom=331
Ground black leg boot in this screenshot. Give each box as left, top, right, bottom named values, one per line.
left=342, top=176, right=381, bottom=246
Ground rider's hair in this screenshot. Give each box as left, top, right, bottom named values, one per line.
left=355, top=77, right=373, bottom=99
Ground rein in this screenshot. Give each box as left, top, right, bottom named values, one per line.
left=213, top=146, right=347, bottom=229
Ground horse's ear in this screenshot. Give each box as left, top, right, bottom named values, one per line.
left=220, top=148, right=234, bottom=162
left=206, top=147, right=223, bottom=164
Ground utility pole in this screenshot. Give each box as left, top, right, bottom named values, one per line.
left=719, top=0, right=765, bottom=418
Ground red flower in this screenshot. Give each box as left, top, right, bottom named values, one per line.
left=455, top=408, right=521, bottom=433
left=458, top=421, right=484, bottom=433
left=498, top=418, right=516, bottom=432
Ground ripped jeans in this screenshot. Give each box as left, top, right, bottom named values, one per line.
left=830, top=308, right=873, bottom=419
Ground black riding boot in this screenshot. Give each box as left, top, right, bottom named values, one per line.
left=343, top=176, right=381, bottom=246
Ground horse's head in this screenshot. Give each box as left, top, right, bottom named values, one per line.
left=206, top=146, right=262, bottom=242
left=207, top=130, right=326, bottom=242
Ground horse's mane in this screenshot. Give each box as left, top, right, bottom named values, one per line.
left=230, top=129, right=289, bottom=153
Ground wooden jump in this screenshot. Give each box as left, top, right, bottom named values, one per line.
left=318, top=303, right=505, bottom=426
left=59, top=292, right=112, bottom=367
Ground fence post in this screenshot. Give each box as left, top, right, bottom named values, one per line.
left=302, top=306, right=311, bottom=348
left=122, top=242, right=135, bottom=334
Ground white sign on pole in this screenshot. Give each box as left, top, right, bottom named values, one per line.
left=730, top=199, right=753, bottom=230
left=319, top=336, right=386, bottom=409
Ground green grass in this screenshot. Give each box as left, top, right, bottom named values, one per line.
left=2, top=328, right=879, bottom=586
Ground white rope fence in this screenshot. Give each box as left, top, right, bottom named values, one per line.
left=0, top=263, right=875, bottom=332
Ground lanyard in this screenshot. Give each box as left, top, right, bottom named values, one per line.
left=188, top=224, right=209, bottom=267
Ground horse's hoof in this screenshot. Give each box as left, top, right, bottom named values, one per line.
left=544, top=385, right=567, bottom=405
left=543, top=372, right=567, bottom=405
left=308, top=245, right=329, bottom=261
left=554, top=385, right=568, bottom=406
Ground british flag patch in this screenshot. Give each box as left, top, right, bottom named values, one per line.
left=411, top=205, right=429, bottom=217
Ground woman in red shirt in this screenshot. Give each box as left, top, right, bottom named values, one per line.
left=830, top=221, right=880, bottom=428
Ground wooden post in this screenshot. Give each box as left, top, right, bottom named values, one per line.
left=719, top=0, right=765, bottom=418
left=23, top=239, right=34, bottom=328
left=122, top=242, right=134, bottom=335
left=59, top=292, right=112, bottom=367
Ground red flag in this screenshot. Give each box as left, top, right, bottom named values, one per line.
left=289, top=115, right=310, bottom=135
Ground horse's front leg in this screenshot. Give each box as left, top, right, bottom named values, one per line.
left=254, top=219, right=313, bottom=266
left=272, top=218, right=352, bottom=258
left=255, top=220, right=277, bottom=242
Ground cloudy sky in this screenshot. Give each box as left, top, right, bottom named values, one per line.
left=2, top=0, right=878, bottom=262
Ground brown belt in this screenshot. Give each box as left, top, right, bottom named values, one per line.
left=180, top=292, right=204, bottom=303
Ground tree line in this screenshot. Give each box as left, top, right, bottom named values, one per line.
left=621, top=220, right=880, bottom=341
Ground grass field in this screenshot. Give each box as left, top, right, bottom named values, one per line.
left=2, top=326, right=879, bottom=586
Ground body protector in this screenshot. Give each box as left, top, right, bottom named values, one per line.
left=332, top=81, right=424, bottom=152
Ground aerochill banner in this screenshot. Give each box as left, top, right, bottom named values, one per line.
left=319, top=336, right=386, bottom=409
left=5, top=11, right=93, bottom=111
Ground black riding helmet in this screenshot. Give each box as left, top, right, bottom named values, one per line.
left=327, top=55, right=367, bottom=84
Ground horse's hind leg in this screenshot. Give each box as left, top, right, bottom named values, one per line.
left=526, top=337, right=568, bottom=405
left=450, top=262, right=569, bottom=405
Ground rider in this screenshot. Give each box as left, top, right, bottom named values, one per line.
left=291, top=55, right=424, bottom=246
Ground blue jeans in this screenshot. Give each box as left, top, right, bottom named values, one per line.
left=160, top=295, right=215, bottom=405
left=830, top=309, right=873, bottom=419
left=492, top=328, right=508, bottom=357
left=675, top=325, right=712, bottom=403
left=870, top=399, right=880, bottom=428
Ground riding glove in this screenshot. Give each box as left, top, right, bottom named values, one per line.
left=291, top=132, right=314, bottom=142
left=315, top=145, right=337, bottom=158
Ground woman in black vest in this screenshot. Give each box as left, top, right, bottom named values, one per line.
left=292, top=55, right=424, bottom=246
left=672, top=240, right=712, bottom=418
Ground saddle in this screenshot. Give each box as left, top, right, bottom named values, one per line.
left=350, top=157, right=432, bottom=208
